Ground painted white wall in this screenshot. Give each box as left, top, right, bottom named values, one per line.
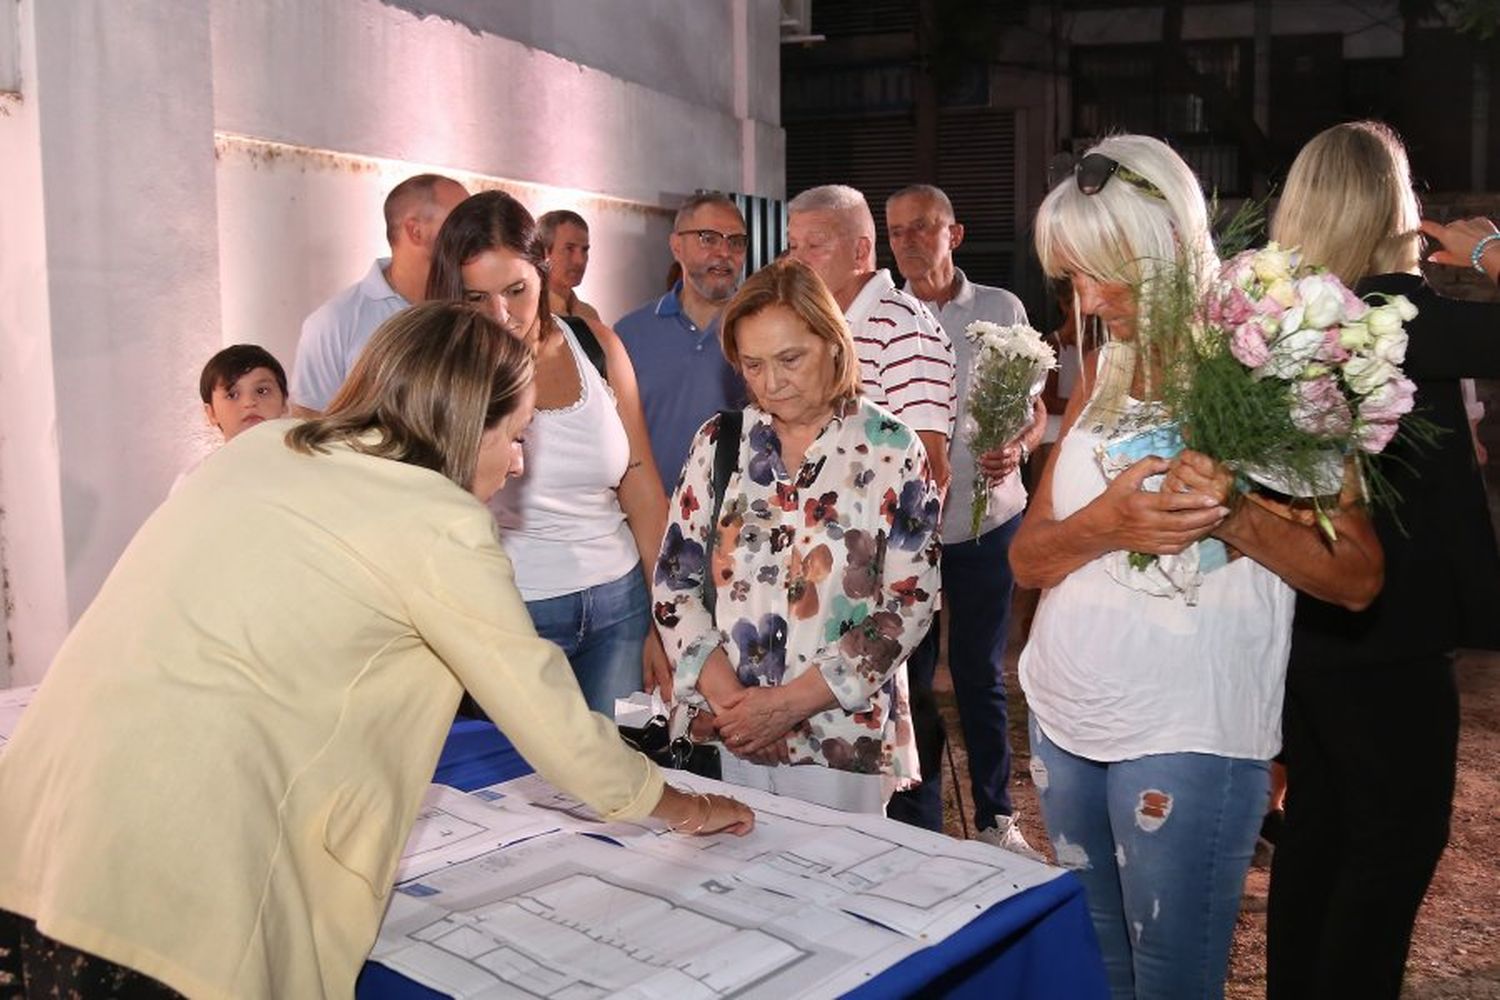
left=214, top=136, right=678, bottom=382
left=0, top=1, right=67, bottom=686
left=36, top=2, right=226, bottom=634
left=0, top=0, right=783, bottom=682
left=211, top=0, right=773, bottom=206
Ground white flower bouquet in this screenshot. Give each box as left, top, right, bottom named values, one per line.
left=963, top=321, right=1057, bottom=535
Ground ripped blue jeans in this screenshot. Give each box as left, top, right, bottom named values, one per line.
left=1029, top=718, right=1269, bottom=1000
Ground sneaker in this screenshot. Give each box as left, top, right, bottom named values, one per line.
left=975, top=814, right=1046, bottom=862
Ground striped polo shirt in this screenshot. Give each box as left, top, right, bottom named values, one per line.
left=843, top=269, right=957, bottom=439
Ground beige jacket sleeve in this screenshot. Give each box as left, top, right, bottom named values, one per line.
left=408, top=514, right=664, bottom=821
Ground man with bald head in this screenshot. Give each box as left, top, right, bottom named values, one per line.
left=290, top=173, right=468, bottom=416
left=884, top=183, right=1044, bottom=858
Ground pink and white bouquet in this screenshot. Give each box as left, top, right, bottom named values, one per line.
left=1168, top=243, right=1421, bottom=534
left=963, top=321, right=1056, bottom=535
left=1210, top=242, right=1417, bottom=464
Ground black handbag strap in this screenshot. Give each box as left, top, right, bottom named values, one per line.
left=559, top=314, right=607, bottom=380
left=702, top=409, right=743, bottom=617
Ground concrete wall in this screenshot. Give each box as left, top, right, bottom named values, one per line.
left=0, top=1, right=66, bottom=686
left=0, top=0, right=784, bottom=683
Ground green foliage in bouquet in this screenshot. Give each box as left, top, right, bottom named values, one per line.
left=1133, top=224, right=1438, bottom=542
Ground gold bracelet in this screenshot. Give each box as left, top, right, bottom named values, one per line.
left=668, top=790, right=710, bottom=834
left=690, top=791, right=714, bottom=833
left=666, top=786, right=698, bottom=832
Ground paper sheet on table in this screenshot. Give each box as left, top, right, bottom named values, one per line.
left=374, top=770, right=1062, bottom=999
left=395, top=784, right=559, bottom=883
left=376, top=830, right=918, bottom=1000
left=0, top=685, right=39, bottom=751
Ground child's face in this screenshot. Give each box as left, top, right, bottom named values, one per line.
left=205, top=366, right=288, bottom=441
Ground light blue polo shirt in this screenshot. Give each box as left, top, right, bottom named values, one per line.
left=614, top=283, right=746, bottom=494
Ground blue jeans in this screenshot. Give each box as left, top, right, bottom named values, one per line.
left=887, top=514, right=1021, bottom=832
left=1030, top=718, right=1269, bottom=1000
left=525, top=564, right=649, bottom=715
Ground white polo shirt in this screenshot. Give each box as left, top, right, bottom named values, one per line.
left=290, top=258, right=408, bottom=411
left=906, top=268, right=1030, bottom=544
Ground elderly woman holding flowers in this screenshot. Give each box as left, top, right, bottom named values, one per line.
left=1009, top=134, right=1384, bottom=1000
left=652, top=257, right=941, bottom=814
left=1265, top=120, right=1500, bottom=1000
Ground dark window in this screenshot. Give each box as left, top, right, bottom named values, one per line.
left=1073, top=40, right=1254, bottom=196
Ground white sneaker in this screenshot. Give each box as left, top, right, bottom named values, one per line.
left=975, top=814, right=1046, bottom=862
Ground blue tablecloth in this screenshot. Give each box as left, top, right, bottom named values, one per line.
left=358, top=720, right=1108, bottom=999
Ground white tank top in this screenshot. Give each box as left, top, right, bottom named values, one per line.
left=489, top=320, right=638, bottom=600
left=1018, top=399, right=1294, bottom=762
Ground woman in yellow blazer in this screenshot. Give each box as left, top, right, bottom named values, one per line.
left=0, top=302, right=752, bottom=1000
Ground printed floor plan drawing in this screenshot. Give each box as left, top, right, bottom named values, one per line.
left=374, top=772, right=1061, bottom=998
left=395, top=784, right=557, bottom=883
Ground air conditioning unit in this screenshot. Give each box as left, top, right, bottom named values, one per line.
left=780, top=0, right=824, bottom=44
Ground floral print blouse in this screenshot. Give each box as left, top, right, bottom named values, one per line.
left=653, top=397, right=942, bottom=781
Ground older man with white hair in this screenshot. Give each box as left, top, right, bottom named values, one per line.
left=786, top=183, right=957, bottom=837
left=786, top=184, right=955, bottom=492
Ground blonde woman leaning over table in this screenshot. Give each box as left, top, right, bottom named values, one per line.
left=1010, top=133, right=1382, bottom=1000
left=653, top=257, right=942, bottom=815
left=0, top=302, right=750, bottom=1000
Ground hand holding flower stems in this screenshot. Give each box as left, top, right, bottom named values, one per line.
left=1419, top=216, right=1500, bottom=285
left=977, top=397, right=1047, bottom=484
left=1161, top=450, right=1238, bottom=510
left=1090, top=454, right=1230, bottom=556
left=964, top=322, right=1057, bottom=534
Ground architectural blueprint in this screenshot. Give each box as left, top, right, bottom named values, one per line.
left=374, top=771, right=1061, bottom=998
left=395, top=783, right=559, bottom=883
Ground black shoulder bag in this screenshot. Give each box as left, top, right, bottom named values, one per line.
left=558, top=314, right=607, bottom=380
left=618, top=409, right=742, bottom=779
left=702, top=408, right=743, bottom=618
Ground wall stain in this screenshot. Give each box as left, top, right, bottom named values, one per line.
left=213, top=132, right=671, bottom=222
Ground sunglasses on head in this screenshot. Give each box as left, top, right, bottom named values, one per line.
left=1075, top=153, right=1166, bottom=200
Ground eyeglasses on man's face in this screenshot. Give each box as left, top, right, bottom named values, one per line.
left=676, top=228, right=750, bottom=253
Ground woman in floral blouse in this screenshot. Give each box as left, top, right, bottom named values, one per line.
left=652, top=257, right=942, bottom=813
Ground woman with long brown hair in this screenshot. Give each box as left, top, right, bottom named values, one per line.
left=428, top=192, right=673, bottom=713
